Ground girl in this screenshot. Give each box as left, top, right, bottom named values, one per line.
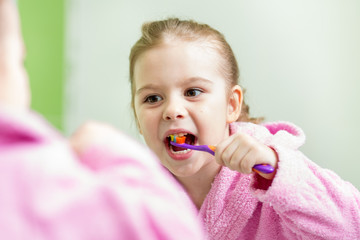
left=129, top=18, right=360, bottom=239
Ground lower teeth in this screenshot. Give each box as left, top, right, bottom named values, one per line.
left=170, top=146, right=191, bottom=154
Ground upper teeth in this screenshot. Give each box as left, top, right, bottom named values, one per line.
left=168, top=133, right=188, bottom=141
left=171, top=133, right=187, bottom=138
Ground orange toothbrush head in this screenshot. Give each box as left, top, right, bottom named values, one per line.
left=169, top=135, right=186, bottom=144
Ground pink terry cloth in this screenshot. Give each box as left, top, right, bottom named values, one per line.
left=0, top=106, right=205, bottom=240
left=199, top=121, right=360, bottom=240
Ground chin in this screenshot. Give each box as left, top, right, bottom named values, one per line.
left=169, top=166, right=201, bottom=179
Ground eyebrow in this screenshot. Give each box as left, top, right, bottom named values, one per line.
left=186, top=77, right=213, bottom=85
left=135, top=77, right=213, bottom=96
left=136, top=84, right=159, bottom=96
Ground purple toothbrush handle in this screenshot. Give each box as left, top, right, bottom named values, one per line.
left=170, top=142, right=215, bottom=155
left=253, top=164, right=274, bottom=174
left=170, top=142, right=274, bottom=174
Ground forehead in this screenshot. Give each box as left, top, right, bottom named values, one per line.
left=133, top=41, right=223, bottom=86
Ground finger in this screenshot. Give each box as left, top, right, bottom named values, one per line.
left=217, top=133, right=247, bottom=168
left=225, top=141, right=248, bottom=171
left=220, top=140, right=238, bottom=166
left=240, top=148, right=259, bottom=174
left=228, top=134, right=260, bottom=173
left=218, top=134, right=246, bottom=167
left=215, top=134, right=236, bottom=165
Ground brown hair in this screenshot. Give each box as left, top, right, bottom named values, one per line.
left=129, top=18, right=263, bottom=123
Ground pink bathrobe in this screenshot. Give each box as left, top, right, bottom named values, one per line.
left=0, top=106, right=204, bottom=240
left=199, top=121, right=360, bottom=239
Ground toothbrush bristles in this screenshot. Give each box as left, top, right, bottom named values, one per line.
left=177, top=136, right=186, bottom=144
left=169, top=135, right=186, bottom=144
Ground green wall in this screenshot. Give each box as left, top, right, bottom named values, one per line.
left=18, top=0, right=65, bottom=131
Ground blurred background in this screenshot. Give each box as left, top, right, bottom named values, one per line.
left=18, top=0, right=360, bottom=189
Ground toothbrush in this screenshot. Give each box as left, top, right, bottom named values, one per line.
left=169, top=135, right=274, bottom=174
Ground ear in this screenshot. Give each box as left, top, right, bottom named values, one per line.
left=226, top=85, right=242, bottom=123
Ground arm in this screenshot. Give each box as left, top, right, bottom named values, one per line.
left=250, top=122, right=360, bottom=239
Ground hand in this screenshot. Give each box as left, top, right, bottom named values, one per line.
left=0, top=0, right=30, bottom=110
left=215, top=132, right=278, bottom=180
left=70, top=121, right=138, bottom=157
left=69, top=121, right=156, bottom=169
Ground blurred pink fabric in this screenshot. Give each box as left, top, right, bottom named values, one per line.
left=0, top=106, right=204, bottom=240
left=199, top=121, right=360, bottom=239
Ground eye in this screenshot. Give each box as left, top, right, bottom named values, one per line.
left=144, top=95, right=163, bottom=104
left=185, top=88, right=203, bottom=97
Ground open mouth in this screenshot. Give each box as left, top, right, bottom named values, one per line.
left=166, top=133, right=197, bottom=154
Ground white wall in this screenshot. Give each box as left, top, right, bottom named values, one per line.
left=65, top=0, right=360, bottom=189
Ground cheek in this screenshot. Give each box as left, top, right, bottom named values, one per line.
left=199, top=96, right=228, bottom=118
left=196, top=97, right=229, bottom=141
left=137, top=113, right=162, bottom=154
left=136, top=109, right=158, bottom=136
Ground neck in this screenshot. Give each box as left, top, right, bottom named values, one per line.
left=176, top=162, right=221, bottom=210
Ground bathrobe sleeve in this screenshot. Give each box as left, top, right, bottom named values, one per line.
left=0, top=106, right=204, bottom=240
left=232, top=121, right=360, bottom=239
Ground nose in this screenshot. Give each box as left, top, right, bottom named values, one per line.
left=162, top=98, right=186, bottom=121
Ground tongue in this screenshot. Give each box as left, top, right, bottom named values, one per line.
left=172, top=145, right=187, bottom=152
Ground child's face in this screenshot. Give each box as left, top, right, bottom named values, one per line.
left=133, top=41, right=239, bottom=178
